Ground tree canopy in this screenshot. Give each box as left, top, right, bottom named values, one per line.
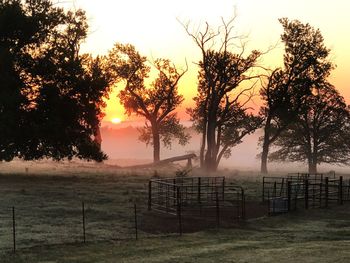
left=0, top=0, right=110, bottom=162
left=106, top=43, right=189, bottom=162
left=259, top=18, right=333, bottom=173
left=270, top=83, right=350, bottom=174
left=183, top=17, right=263, bottom=171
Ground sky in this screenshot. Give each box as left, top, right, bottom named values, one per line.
left=61, top=0, right=350, bottom=125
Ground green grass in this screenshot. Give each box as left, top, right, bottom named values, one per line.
left=2, top=205, right=350, bottom=262
left=0, top=166, right=349, bottom=262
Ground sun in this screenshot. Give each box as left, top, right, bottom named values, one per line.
left=111, top=117, right=122, bottom=124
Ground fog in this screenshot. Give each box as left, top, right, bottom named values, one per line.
left=1, top=125, right=349, bottom=175
left=100, top=125, right=350, bottom=174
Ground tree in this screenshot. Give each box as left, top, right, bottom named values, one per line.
left=259, top=18, right=333, bottom=174
left=270, top=83, right=350, bottom=174
left=106, top=43, right=189, bottom=162
left=0, top=0, right=110, bottom=162
left=183, top=16, right=262, bottom=171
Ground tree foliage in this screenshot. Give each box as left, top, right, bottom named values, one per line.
left=183, top=16, right=263, bottom=171
left=106, top=43, right=189, bottom=162
left=0, top=0, right=110, bottom=162
left=270, top=83, right=350, bottom=173
left=259, top=18, right=333, bottom=173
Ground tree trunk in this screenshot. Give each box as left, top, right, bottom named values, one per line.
left=216, top=144, right=228, bottom=170
left=261, top=116, right=272, bottom=174
left=260, top=149, right=268, bottom=174
left=205, top=114, right=217, bottom=172
left=308, top=161, right=317, bottom=174
left=152, top=124, right=160, bottom=163
left=199, top=123, right=207, bottom=169
left=309, top=151, right=318, bottom=174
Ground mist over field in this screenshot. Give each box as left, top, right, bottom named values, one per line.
left=100, top=124, right=258, bottom=168
left=100, top=125, right=350, bottom=174
left=1, top=124, right=348, bottom=175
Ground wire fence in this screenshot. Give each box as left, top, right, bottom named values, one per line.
left=0, top=197, right=245, bottom=253
left=0, top=201, right=161, bottom=253
left=2, top=173, right=348, bottom=253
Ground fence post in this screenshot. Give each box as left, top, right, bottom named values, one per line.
left=325, top=177, right=329, bottom=208
left=134, top=204, right=138, bottom=240
left=177, top=187, right=182, bottom=236
left=82, top=202, right=86, bottom=243
left=262, top=177, right=265, bottom=202
left=319, top=180, right=323, bottom=207
left=304, top=179, right=309, bottom=209
left=198, top=177, right=202, bottom=216
left=287, top=181, right=291, bottom=212
left=148, top=181, right=152, bottom=211
left=280, top=178, right=285, bottom=196
left=241, top=189, right=245, bottom=220
left=215, top=190, right=220, bottom=228
left=222, top=177, right=225, bottom=201
left=339, top=176, right=343, bottom=205
left=267, top=190, right=270, bottom=215
left=294, top=184, right=298, bottom=210
left=173, top=179, right=176, bottom=207
left=273, top=181, right=277, bottom=198
left=198, top=177, right=201, bottom=203
left=12, top=207, right=16, bottom=253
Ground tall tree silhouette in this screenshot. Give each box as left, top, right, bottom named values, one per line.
left=259, top=18, right=333, bottom=174
left=0, top=0, right=110, bottom=161
left=270, top=83, right=350, bottom=173
left=183, top=16, right=262, bottom=171
left=106, top=44, right=189, bottom=162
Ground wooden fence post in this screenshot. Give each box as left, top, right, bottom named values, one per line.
left=12, top=207, right=16, bottom=253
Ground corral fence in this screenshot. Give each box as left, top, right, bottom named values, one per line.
left=262, top=173, right=350, bottom=214
left=0, top=176, right=246, bottom=254
left=148, top=176, right=245, bottom=232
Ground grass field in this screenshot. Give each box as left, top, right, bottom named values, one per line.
left=0, top=162, right=349, bottom=262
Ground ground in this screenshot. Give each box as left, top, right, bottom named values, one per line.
left=3, top=205, right=350, bottom=263
left=0, top=161, right=349, bottom=262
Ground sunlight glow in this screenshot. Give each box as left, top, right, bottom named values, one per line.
left=111, top=117, right=122, bottom=124
left=60, top=0, right=350, bottom=124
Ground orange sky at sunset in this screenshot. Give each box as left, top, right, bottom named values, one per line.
left=62, top=0, right=350, bottom=126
